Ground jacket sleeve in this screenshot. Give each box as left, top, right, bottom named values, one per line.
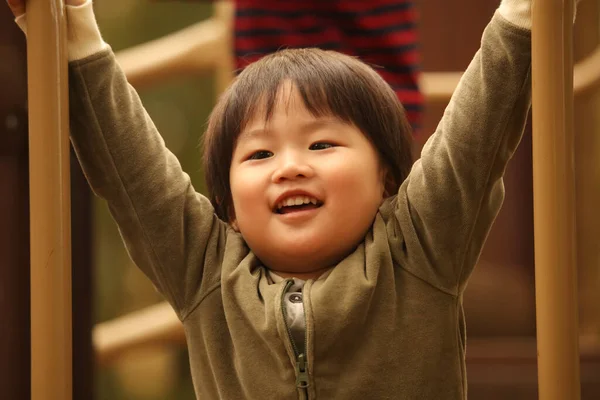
left=68, top=50, right=227, bottom=320
left=387, top=12, right=532, bottom=295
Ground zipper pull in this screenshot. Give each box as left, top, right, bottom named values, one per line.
left=295, top=353, right=309, bottom=388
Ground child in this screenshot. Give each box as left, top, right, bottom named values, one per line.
left=10, top=0, right=540, bottom=398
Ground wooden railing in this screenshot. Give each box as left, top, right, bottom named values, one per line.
left=531, top=1, right=579, bottom=397
left=27, top=1, right=72, bottom=399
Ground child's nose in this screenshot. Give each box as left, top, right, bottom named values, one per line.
left=272, top=154, right=313, bottom=183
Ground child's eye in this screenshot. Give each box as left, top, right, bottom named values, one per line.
left=309, top=142, right=335, bottom=151
left=248, top=150, right=273, bottom=160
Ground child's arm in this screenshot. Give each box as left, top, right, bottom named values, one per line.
left=11, top=0, right=229, bottom=320
left=387, top=1, right=533, bottom=295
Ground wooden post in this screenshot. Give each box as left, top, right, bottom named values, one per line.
left=531, top=0, right=581, bottom=399
left=26, top=0, right=72, bottom=399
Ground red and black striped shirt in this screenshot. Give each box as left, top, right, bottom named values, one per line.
left=234, top=0, right=422, bottom=130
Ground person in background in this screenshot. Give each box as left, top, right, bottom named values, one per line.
left=233, top=0, right=423, bottom=130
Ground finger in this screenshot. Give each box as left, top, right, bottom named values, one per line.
left=6, top=0, right=25, bottom=17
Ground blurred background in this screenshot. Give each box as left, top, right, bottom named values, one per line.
left=1, top=0, right=599, bottom=399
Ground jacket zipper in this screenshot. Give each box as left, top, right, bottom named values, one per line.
left=281, top=279, right=309, bottom=397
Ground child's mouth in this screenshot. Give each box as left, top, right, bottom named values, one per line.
left=276, top=203, right=322, bottom=214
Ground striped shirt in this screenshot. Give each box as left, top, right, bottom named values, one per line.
left=234, top=0, right=423, bottom=130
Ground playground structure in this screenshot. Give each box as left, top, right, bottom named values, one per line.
left=16, top=0, right=600, bottom=398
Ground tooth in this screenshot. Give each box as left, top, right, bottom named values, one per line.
left=310, top=198, right=317, bottom=205
left=294, top=197, right=303, bottom=206
left=278, top=203, right=282, bottom=209
left=286, top=198, right=295, bottom=207
left=303, top=196, right=310, bottom=204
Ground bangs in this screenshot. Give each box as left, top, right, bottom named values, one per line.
left=229, top=48, right=386, bottom=137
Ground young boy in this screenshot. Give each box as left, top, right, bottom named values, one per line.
left=10, top=0, right=540, bottom=398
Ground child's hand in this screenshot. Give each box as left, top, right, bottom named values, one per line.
left=6, top=0, right=87, bottom=18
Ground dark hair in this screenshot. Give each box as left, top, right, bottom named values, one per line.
left=203, top=48, right=413, bottom=222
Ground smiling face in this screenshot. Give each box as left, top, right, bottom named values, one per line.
left=230, top=83, right=386, bottom=278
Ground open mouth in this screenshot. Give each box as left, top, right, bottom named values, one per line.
left=274, top=195, right=324, bottom=214
left=276, top=202, right=323, bottom=214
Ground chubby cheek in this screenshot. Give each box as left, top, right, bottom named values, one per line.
left=230, top=169, right=267, bottom=228
left=327, top=159, right=383, bottom=211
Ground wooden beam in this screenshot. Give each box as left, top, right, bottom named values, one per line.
left=26, top=0, right=72, bottom=399
left=531, top=1, right=580, bottom=398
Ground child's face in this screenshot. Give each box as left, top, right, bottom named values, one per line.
left=229, top=83, right=386, bottom=277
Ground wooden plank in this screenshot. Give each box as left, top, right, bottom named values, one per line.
left=26, top=1, right=72, bottom=399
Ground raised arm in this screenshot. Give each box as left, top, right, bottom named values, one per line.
left=387, top=4, right=532, bottom=295
left=11, top=0, right=228, bottom=319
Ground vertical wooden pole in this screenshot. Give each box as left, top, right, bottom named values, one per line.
left=26, top=0, right=72, bottom=399
left=531, top=0, right=580, bottom=399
